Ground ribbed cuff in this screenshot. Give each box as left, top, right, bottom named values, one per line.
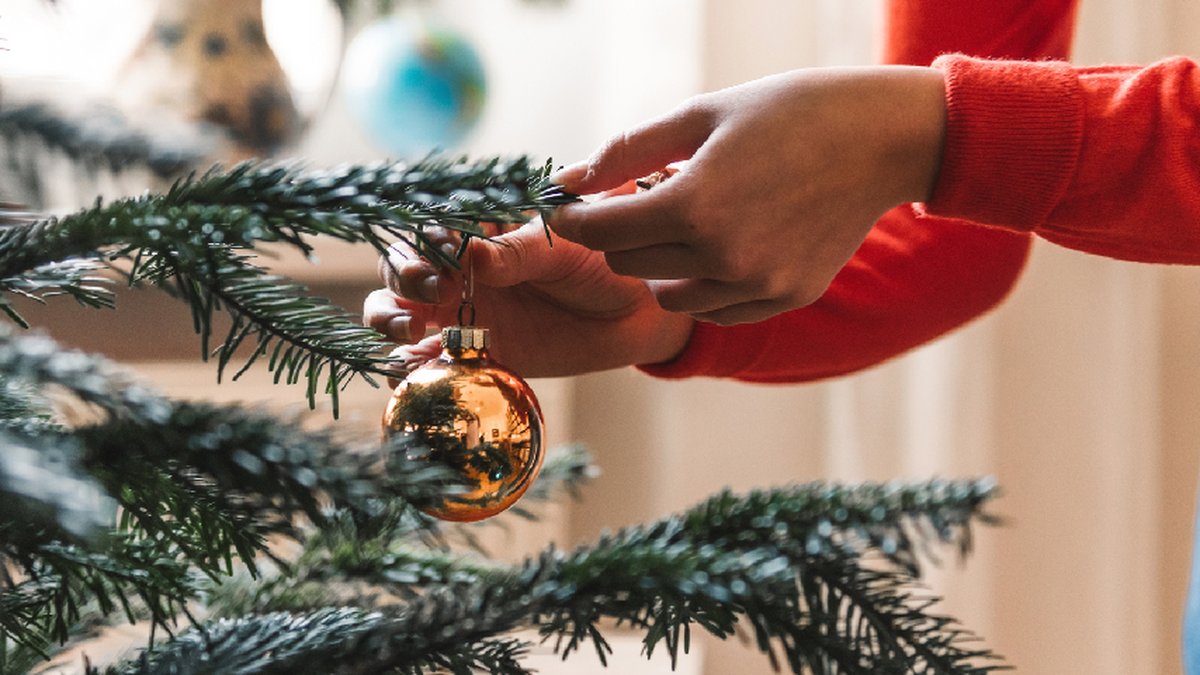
left=636, top=320, right=770, bottom=380
left=923, top=54, right=1084, bottom=230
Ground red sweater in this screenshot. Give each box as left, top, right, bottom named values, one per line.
left=928, top=54, right=1200, bottom=263
left=644, top=0, right=1198, bottom=382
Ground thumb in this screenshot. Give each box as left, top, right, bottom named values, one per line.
left=468, top=220, right=565, bottom=288
left=551, top=100, right=713, bottom=195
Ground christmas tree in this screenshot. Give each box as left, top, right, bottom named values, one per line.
left=0, top=7, right=1004, bottom=675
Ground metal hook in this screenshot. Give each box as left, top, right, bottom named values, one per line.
left=457, top=300, right=476, bottom=326
left=458, top=243, right=475, bottom=326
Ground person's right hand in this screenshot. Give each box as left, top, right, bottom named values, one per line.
left=363, top=217, right=695, bottom=384
left=548, top=65, right=947, bottom=326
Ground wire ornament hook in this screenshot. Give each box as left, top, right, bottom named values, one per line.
left=457, top=244, right=476, bottom=326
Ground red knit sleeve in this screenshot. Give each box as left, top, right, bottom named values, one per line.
left=641, top=0, right=1076, bottom=382
left=927, top=55, right=1200, bottom=264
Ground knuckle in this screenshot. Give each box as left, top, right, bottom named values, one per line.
left=676, top=93, right=715, bottom=124
left=677, top=191, right=711, bottom=231
left=757, top=272, right=791, bottom=300
left=678, top=194, right=728, bottom=246
left=379, top=241, right=419, bottom=287
left=753, top=270, right=818, bottom=308
left=704, top=248, right=751, bottom=281
left=590, top=130, right=633, bottom=175
left=502, top=234, right=532, bottom=269
left=378, top=254, right=398, bottom=288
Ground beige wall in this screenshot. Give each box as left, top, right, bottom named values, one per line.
left=556, top=2, right=1200, bottom=674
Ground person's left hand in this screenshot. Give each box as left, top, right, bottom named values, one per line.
left=363, top=217, right=694, bottom=384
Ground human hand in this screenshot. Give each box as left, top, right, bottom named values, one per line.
left=549, top=65, right=947, bottom=325
left=363, top=218, right=695, bottom=384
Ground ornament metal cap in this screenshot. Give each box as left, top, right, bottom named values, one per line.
left=441, top=325, right=489, bottom=351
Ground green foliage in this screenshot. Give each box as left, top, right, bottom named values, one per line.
left=0, top=156, right=574, bottom=414
left=0, top=325, right=596, bottom=672
left=0, top=148, right=1005, bottom=674
left=106, top=480, right=1001, bottom=675
left=0, top=104, right=208, bottom=180
left=0, top=260, right=114, bottom=328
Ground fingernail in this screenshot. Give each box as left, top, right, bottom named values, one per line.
left=418, top=274, right=440, bottom=304
left=549, top=161, right=589, bottom=188
left=387, top=242, right=412, bottom=260
left=386, top=315, right=413, bottom=341
left=546, top=203, right=578, bottom=238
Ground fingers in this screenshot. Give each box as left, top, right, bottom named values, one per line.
left=551, top=99, right=713, bottom=195
left=549, top=180, right=687, bottom=252
left=646, top=279, right=745, bottom=315
left=377, top=226, right=468, bottom=300
left=603, top=244, right=700, bottom=280
left=645, top=278, right=820, bottom=325
left=363, top=288, right=430, bottom=343
left=377, top=248, right=445, bottom=304
left=369, top=221, right=567, bottom=345
left=691, top=299, right=799, bottom=326
left=382, top=336, right=443, bottom=389
left=468, top=220, right=561, bottom=288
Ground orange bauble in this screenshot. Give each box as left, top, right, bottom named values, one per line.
left=382, top=326, right=544, bottom=521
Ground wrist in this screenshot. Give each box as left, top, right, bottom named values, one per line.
left=888, top=66, right=948, bottom=204
left=924, top=55, right=1083, bottom=229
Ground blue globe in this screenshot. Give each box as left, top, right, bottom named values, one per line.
left=341, top=17, right=487, bottom=157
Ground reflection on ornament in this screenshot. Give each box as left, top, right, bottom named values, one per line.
left=383, top=326, right=543, bottom=522
left=341, top=16, right=487, bottom=157
left=112, top=0, right=304, bottom=159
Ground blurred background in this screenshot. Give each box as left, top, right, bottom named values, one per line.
left=2, top=0, right=1200, bottom=673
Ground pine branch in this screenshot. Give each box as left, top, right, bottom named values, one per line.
left=0, top=327, right=461, bottom=658
left=0, top=328, right=172, bottom=423
left=200, top=446, right=596, bottom=618
left=0, top=539, right=198, bottom=654
left=0, top=259, right=114, bottom=327
left=0, top=157, right=574, bottom=411
left=0, top=326, right=437, bottom=564
left=0, top=428, right=112, bottom=548
left=0, top=326, right=593, bottom=603
left=0, top=103, right=209, bottom=178
left=0, top=634, right=49, bottom=675
left=134, top=249, right=389, bottom=414
left=0, top=579, right=60, bottom=663
left=505, top=443, right=594, bottom=515
left=0, top=329, right=992, bottom=674
left=681, top=480, right=999, bottom=575
left=117, top=480, right=1002, bottom=675
left=799, top=557, right=999, bottom=674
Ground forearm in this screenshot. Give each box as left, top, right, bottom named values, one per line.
left=640, top=0, right=1076, bottom=382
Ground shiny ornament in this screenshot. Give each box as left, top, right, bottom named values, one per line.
left=383, top=326, right=543, bottom=521
left=341, top=16, right=487, bottom=157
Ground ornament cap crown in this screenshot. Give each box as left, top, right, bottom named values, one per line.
left=441, top=325, right=488, bottom=351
